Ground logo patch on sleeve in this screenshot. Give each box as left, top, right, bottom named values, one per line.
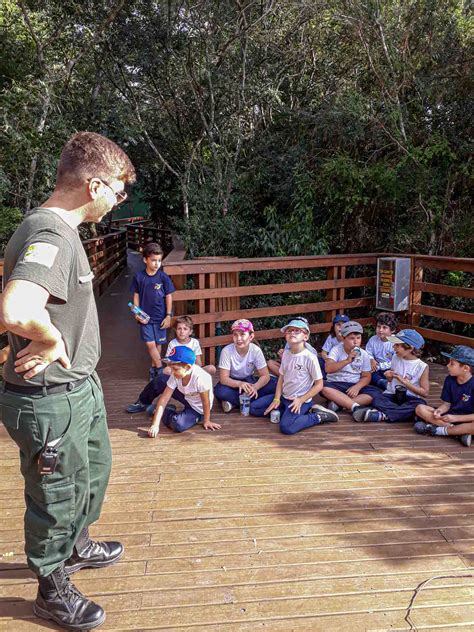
left=23, top=243, right=59, bottom=268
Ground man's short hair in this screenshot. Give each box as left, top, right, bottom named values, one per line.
left=57, top=131, right=136, bottom=188
left=143, top=242, right=163, bottom=258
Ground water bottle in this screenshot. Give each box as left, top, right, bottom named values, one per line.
left=128, top=302, right=150, bottom=324
left=270, top=409, right=280, bottom=424
left=353, top=346, right=361, bottom=356
left=239, top=394, right=251, bottom=416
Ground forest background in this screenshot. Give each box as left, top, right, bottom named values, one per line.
left=0, top=1, right=472, bottom=347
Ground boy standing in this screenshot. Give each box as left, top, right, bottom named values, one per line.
left=147, top=346, right=221, bottom=437
left=130, top=242, right=175, bottom=379
left=254, top=318, right=338, bottom=434
left=414, top=345, right=474, bottom=446
left=321, top=320, right=372, bottom=413
left=366, top=312, right=398, bottom=389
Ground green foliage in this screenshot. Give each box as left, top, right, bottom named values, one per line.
left=0, top=206, right=22, bottom=255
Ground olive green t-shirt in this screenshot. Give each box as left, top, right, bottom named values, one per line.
left=2, top=208, right=101, bottom=386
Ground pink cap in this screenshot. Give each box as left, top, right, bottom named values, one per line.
left=231, top=319, right=254, bottom=333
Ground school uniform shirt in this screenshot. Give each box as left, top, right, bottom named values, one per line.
left=365, top=335, right=395, bottom=370
left=385, top=355, right=427, bottom=397
left=130, top=269, right=175, bottom=324
left=166, top=337, right=202, bottom=358
left=166, top=364, right=214, bottom=414
left=322, top=335, right=340, bottom=353
left=326, top=343, right=372, bottom=384
left=218, top=343, right=267, bottom=379
left=280, top=348, right=323, bottom=402
left=441, top=375, right=474, bottom=415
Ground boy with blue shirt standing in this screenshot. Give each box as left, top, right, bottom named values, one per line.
left=365, top=312, right=398, bottom=389
left=414, top=345, right=474, bottom=447
left=130, top=242, right=175, bottom=379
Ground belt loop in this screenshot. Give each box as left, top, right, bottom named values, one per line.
left=42, top=386, right=48, bottom=396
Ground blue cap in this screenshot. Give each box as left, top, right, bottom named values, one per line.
left=333, top=314, right=350, bottom=324
left=163, top=345, right=196, bottom=365
left=281, top=317, right=310, bottom=333
left=387, top=329, right=425, bottom=350
left=441, top=345, right=474, bottom=367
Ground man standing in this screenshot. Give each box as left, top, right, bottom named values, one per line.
left=0, top=132, right=136, bottom=630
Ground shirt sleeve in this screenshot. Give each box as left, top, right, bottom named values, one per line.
left=253, top=346, right=267, bottom=370
left=322, top=336, right=333, bottom=352
left=218, top=345, right=231, bottom=370
left=440, top=377, right=452, bottom=403
left=328, top=346, right=340, bottom=362
left=192, top=338, right=203, bottom=355
left=162, top=272, right=176, bottom=295
left=361, top=351, right=372, bottom=372
left=166, top=374, right=178, bottom=390
left=8, top=231, right=74, bottom=302
left=308, top=355, right=323, bottom=381
left=365, top=337, right=375, bottom=359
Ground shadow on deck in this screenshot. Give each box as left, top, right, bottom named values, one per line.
left=0, top=254, right=473, bottom=631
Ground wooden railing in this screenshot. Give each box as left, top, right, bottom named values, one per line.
left=81, top=229, right=128, bottom=298
left=126, top=221, right=173, bottom=254
left=164, top=253, right=473, bottom=364
left=110, top=216, right=145, bottom=228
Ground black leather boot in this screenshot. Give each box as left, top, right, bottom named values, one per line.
left=65, top=526, right=124, bottom=574
left=34, top=563, right=105, bottom=630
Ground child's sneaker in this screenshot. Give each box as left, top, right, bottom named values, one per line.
left=310, top=404, right=339, bottom=423
left=326, top=401, right=341, bottom=413
left=352, top=406, right=371, bottom=422
left=414, top=420, right=428, bottom=434
left=364, top=409, right=387, bottom=423
left=126, top=400, right=147, bottom=414
left=461, top=434, right=472, bottom=447
left=221, top=400, right=233, bottom=413
left=146, top=403, right=156, bottom=417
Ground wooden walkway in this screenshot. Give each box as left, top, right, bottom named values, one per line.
left=1, top=255, right=473, bottom=631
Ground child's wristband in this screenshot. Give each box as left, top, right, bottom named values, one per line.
left=273, top=398, right=281, bottom=403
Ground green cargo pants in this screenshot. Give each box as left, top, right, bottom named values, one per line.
left=0, top=372, right=112, bottom=576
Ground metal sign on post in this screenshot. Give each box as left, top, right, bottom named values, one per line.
left=376, top=257, right=412, bottom=312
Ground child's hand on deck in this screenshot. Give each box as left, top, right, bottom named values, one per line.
left=148, top=424, right=160, bottom=438
left=203, top=419, right=222, bottom=431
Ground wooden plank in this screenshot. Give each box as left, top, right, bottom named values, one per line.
left=412, top=304, right=474, bottom=325
left=172, top=276, right=376, bottom=302
left=413, top=326, right=474, bottom=348
left=413, top=255, right=474, bottom=273
left=414, top=281, right=474, bottom=300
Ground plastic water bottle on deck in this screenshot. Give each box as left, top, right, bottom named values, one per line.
left=128, top=302, right=150, bottom=324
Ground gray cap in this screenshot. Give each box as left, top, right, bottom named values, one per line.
left=341, top=320, right=363, bottom=336
left=441, top=345, right=474, bottom=367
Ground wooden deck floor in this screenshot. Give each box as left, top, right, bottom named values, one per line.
left=1, top=255, right=473, bottom=631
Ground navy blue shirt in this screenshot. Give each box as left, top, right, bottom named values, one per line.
left=441, top=375, right=474, bottom=416
left=130, top=269, right=175, bottom=324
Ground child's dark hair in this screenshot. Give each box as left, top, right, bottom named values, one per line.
left=399, top=342, right=423, bottom=358
left=143, top=242, right=163, bottom=258
left=175, top=315, right=194, bottom=330
left=376, top=311, right=399, bottom=331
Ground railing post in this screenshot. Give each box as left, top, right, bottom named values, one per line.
left=207, top=273, right=216, bottom=366
left=326, top=265, right=338, bottom=324
left=409, top=261, right=423, bottom=326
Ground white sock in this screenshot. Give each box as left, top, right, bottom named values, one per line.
left=435, top=426, right=449, bottom=436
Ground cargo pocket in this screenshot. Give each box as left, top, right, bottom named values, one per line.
left=26, top=477, right=76, bottom=542
left=0, top=404, right=21, bottom=430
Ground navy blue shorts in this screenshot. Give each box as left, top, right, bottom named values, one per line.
left=323, top=380, right=368, bottom=394
left=140, top=323, right=167, bottom=344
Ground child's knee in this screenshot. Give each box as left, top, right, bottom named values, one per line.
left=172, top=415, right=190, bottom=433
left=279, top=416, right=297, bottom=435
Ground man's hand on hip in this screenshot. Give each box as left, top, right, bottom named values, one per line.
left=14, top=339, right=71, bottom=379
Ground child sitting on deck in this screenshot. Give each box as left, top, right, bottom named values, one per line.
left=214, top=319, right=276, bottom=415
left=267, top=316, right=321, bottom=376
left=126, top=315, right=215, bottom=414
left=253, top=318, right=338, bottom=434
left=147, top=346, right=221, bottom=437
left=321, top=320, right=372, bottom=413
left=320, top=314, right=350, bottom=360
left=414, top=345, right=474, bottom=447
left=365, top=312, right=398, bottom=389
left=351, top=329, right=429, bottom=423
